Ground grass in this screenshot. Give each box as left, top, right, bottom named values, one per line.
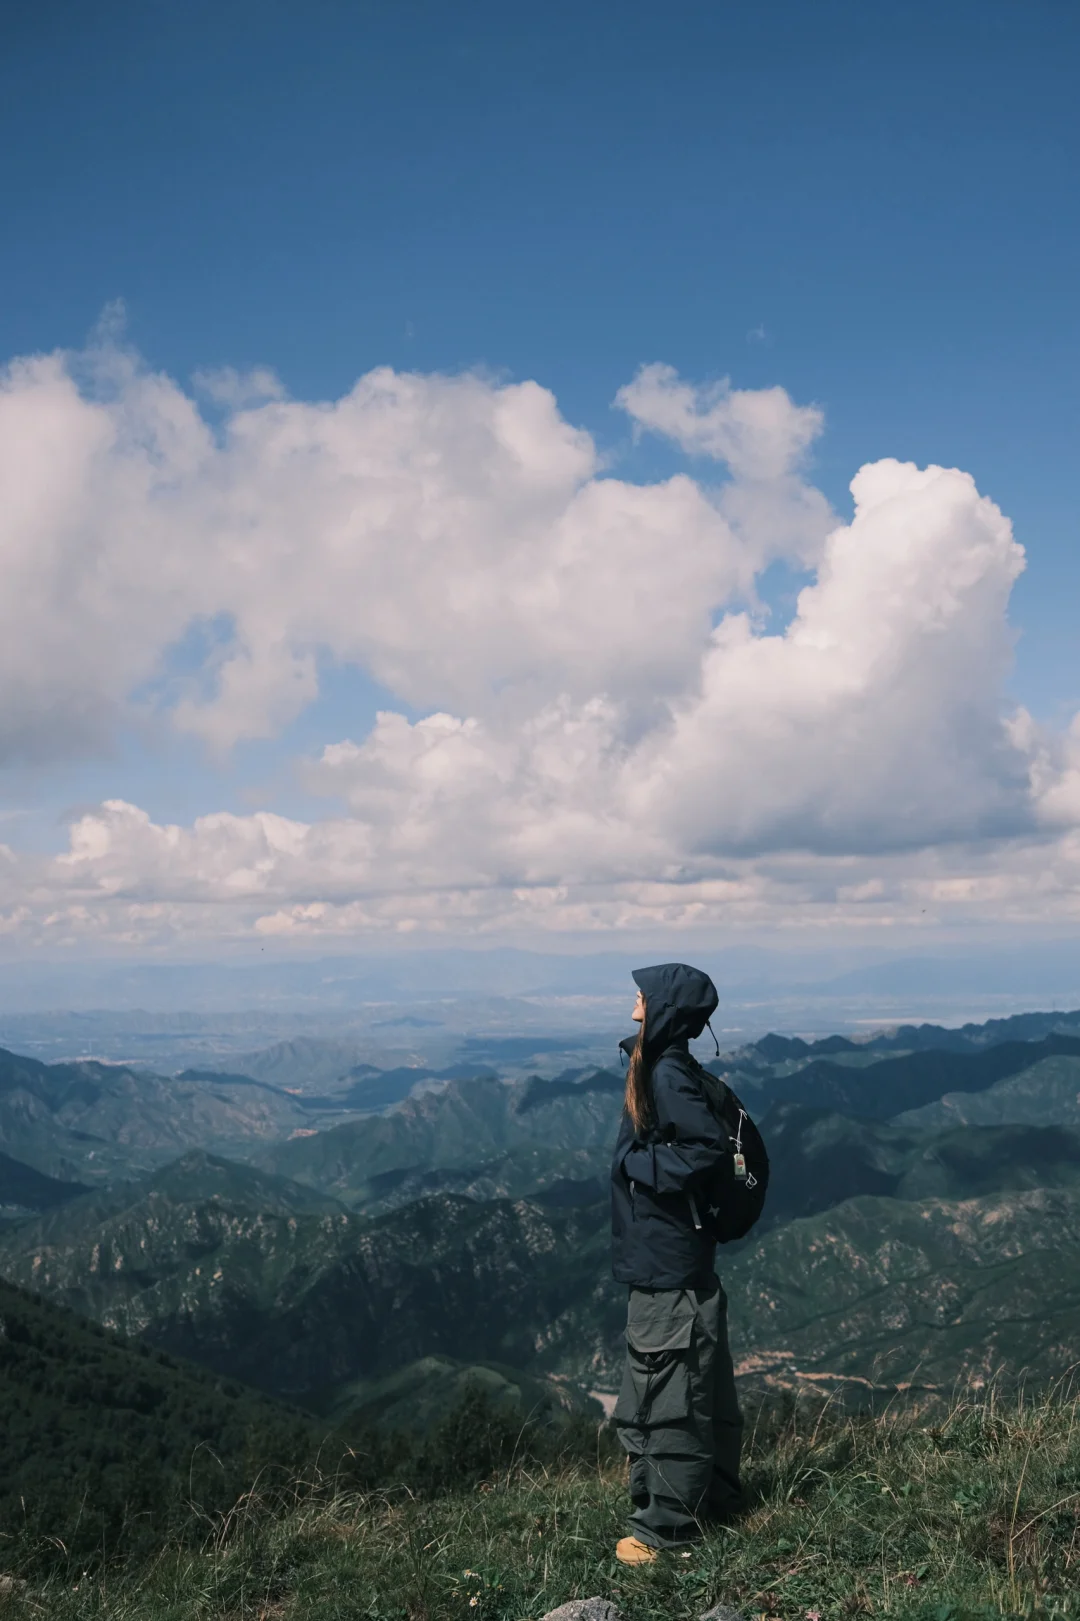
left=3, top=1385, right=1080, bottom=1621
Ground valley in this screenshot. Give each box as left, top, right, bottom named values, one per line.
left=4, top=1003, right=1080, bottom=1444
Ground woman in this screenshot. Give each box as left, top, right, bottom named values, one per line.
left=610, top=962, right=743, bottom=1564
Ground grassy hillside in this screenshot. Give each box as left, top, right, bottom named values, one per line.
left=7, top=1011, right=1080, bottom=1617
left=0, top=1276, right=316, bottom=1563
left=0, top=1273, right=609, bottom=1574
left=1, top=1386, right=1078, bottom=1619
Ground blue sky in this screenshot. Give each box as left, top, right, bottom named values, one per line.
left=1, top=0, right=1078, bottom=957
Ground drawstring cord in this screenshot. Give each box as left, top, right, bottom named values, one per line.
left=624, top=1020, right=720, bottom=1060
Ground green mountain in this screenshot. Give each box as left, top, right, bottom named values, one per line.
left=897, top=1051, right=1080, bottom=1130
left=0, top=1155, right=621, bottom=1402
left=0, top=1044, right=320, bottom=1181
left=4, top=1020, right=1073, bottom=1212
left=0, top=1274, right=316, bottom=1559
left=226, top=1036, right=500, bottom=1099
left=0, top=1150, right=355, bottom=1354
left=747, top=1033, right=1080, bottom=1119
left=258, top=1039, right=1080, bottom=1217
left=8, top=1009, right=1080, bottom=1430
left=0, top=1149, right=88, bottom=1216
left=762, top=1104, right=1080, bottom=1226
left=350, top=1141, right=611, bottom=1213
left=258, top=1068, right=625, bottom=1206
left=750, top=1006, right=1080, bottom=1060
left=233, top=1036, right=398, bottom=1092
left=725, top=1185, right=1080, bottom=1399
left=17, top=1146, right=348, bottom=1236
left=10, top=1117, right=1080, bottom=1409
left=316, top=1354, right=603, bottom=1433
left=11, top=1162, right=1080, bottom=1407
left=860, top=1005, right=1080, bottom=1051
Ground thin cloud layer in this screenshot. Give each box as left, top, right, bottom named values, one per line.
left=0, top=337, right=1077, bottom=948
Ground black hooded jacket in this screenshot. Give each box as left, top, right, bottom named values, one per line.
left=610, top=962, right=727, bottom=1289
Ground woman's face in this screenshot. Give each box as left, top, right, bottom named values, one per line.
left=631, top=988, right=645, bottom=1024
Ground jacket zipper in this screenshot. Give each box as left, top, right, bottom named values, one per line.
left=630, top=1179, right=637, bottom=1220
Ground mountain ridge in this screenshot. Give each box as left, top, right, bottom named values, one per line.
left=0, top=1150, right=89, bottom=1215
left=726, top=1184, right=1080, bottom=1398
left=10, top=1122, right=1080, bottom=1405
left=0, top=1045, right=321, bottom=1182
left=6, top=1003, right=1080, bottom=1427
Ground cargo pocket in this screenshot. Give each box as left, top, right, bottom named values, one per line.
left=614, top=1290, right=695, bottom=1428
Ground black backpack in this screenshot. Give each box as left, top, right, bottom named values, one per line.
left=688, top=1056, right=769, bottom=1243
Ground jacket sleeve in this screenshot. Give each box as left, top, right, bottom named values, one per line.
left=621, top=1055, right=728, bottom=1195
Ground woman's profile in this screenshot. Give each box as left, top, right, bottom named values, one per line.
left=610, top=962, right=744, bottom=1564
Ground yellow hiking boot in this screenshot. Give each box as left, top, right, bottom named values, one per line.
left=615, top=1535, right=659, bottom=1565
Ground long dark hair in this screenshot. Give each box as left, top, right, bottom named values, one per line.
left=624, top=1000, right=653, bottom=1135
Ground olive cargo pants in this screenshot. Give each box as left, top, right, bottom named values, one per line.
left=614, top=1277, right=743, bottom=1547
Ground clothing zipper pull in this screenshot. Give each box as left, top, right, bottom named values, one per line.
left=687, top=1191, right=702, bottom=1230
left=733, top=1108, right=747, bottom=1178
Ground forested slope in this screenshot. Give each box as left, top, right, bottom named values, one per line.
left=0, top=1277, right=315, bottom=1559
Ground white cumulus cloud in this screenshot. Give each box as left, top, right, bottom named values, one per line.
left=0, top=333, right=1078, bottom=949
left=0, top=343, right=831, bottom=761
left=616, top=362, right=824, bottom=479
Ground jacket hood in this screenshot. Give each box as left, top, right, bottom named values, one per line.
left=632, top=962, right=719, bottom=1056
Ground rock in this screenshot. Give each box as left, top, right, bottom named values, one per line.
left=540, top=1601, right=624, bottom=1621
left=0, top=1576, right=27, bottom=1596
left=536, top=1585, right=747, bottom=1620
